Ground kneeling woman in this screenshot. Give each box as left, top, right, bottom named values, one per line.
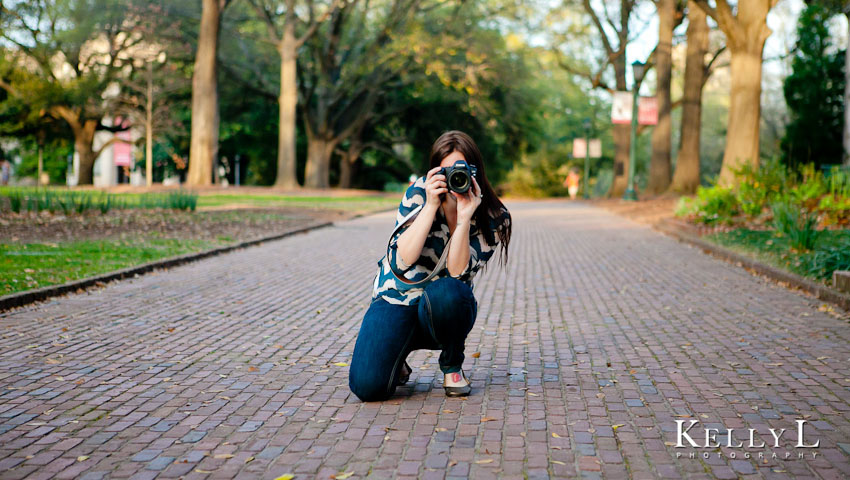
left=349, top=130, right=511, bottom=401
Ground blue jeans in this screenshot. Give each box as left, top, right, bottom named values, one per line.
left=349, top=277, right=478, bottom=402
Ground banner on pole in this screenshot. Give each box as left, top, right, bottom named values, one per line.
left=611, top=92, right=659, bottom=126
left=611, top=91, right=631, bottom=124
left=638, top=96, right=658, bottom=125
left=113, top=117, right=133, bottom=167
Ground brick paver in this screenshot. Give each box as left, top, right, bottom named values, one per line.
left=1, top=200, right=849, bottom=479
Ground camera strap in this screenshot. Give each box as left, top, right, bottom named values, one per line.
left=386, top=203, right=454, bottom=290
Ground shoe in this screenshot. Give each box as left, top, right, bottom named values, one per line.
left=394, top=361, right=411, bottom=386
left=443, top=370, right=472, bottom=397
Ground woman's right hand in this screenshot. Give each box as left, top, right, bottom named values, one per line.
left=424, top=167, right=448, bottom=209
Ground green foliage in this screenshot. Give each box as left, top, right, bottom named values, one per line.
left=503, top=145, right=573, bottom=198
left=730, top=157, right=790, bottom=218
left=781, top=3, right=846, bottom=169
left=0, top=187, right=198, bottom=214
left=708, top=228, right=850, bottom=284
left=770, top=200, right=820, bottom=251
left=795, top=233, right=850, bottom=281
left=687, top=185, right=739, bottom=225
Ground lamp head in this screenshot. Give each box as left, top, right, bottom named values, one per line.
left=632, top=60, right=647, bottom=83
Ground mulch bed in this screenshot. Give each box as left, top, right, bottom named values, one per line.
left=0, top=207, right=354, bottom=244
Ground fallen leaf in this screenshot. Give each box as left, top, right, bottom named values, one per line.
left=76, top=456, right=89, bottom=462
left=196, top=469, right=215, bottom=474
left=435, top=427, right=448, bottom=432
left=332, top=362, right=349, bottom=367
left=245, top=456, right=254, bottom=463
left=442, top=410, right=455, bottom=414
left=471, top=352, right=480, bottom=358
left=448, top=460, right=458, bottom=467
left=214, top=454, right=234, bottom=459
left=248, top=366, right=258, bottom=372
left=551, top=460, right=566, bottom=465
left=331, top=472, right=354, bottom=479
left=527, top=392, right=538, bottom=396
left=612, top=424, right=624, bottom=430
left=45, top=358, right=61, bottom=365
left=481, top=417, right=497, bottom=422
left=551, top=432, right=561, bottom=438
left=475, top=459, right=494, bottom=464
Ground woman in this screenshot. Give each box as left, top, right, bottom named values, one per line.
left=349, top=130, right=512, bottom=402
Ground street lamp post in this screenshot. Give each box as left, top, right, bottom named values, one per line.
left=623, top=60, right=647, bottom=201
left=582, top=118, right=591, bottom=199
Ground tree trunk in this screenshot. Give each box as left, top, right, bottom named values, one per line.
left=304, top=133, right=338, bottom=189
left=670, top=1, right=708, bottom=194
left=647, top=0, right=674, bottom=194
left=146, top=61, right=154, bottom=187
left=274, top=23, right=300, bottom=188
left=74, top=121, right=98, bottom=186
left=608, top=57, right=631, bottom=198
left=702, top=0, right=772, bottom=187
left=337, top=144, right=363, bottom=188
left=844, top=12, right=850, bottom=166
left=718, top=44, right=765, bottom=185
left=187, top=0, right=222, bottom=187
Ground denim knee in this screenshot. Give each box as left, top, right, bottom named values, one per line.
left=418, top=277, right=476, bottom=345
left=348, top=369, right=393, bottom=402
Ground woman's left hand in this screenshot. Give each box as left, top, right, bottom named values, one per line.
left=453, top=176, right=482, bottom=222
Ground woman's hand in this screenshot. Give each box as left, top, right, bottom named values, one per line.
left=424, top=167, right=448, bottom=209
left=453, top=176, right=482, bottom=222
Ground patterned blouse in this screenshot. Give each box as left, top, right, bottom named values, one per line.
left=371, top=176, right=510, bottom=306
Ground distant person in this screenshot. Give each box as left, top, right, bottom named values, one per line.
left=349, top=130, right=512, bottom=401
left=1, top=159, right=11, bottom=185
left=564, top=168, right=581, bottom=199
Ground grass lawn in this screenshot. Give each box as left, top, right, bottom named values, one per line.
left=196, top=193, right=398, bottom=211
left=2, top=237, right=229, bottom=295
left=705, top=228, right=850, bottom=286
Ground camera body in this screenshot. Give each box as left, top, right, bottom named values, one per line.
left=438, top=160, right=478, bottom=194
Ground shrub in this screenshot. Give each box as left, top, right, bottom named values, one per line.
left=692, top=185, right=739, bottom=224
left=771, top=200, right=819, bottom=251
left=731, top=157, right=789, bottom=219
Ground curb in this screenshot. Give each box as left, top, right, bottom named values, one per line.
left=1, top=221, right=335, bottom=313
left=654, top=218, right=850, bottom=312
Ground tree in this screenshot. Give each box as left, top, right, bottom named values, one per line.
left=781, top=3, right=845, bottom=170
left=187, top=0, right=234, bottom=186
left=646, top=0, right=683, bottom=194
left=298, top=0, right=445, bottom=189
left=693, top=0, right=779, bottom=186
left=555, top=0, right=645, bottom=197
left=249, top=0, right=338, bottom=189
left=0, top=0, right=145, bottom=185
left=669, top=1, right=710, bottom=193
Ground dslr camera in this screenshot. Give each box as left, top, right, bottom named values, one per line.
left=438, top=160, right=478, bottom=194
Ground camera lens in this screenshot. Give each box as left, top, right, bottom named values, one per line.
left=448, top=170, right=470, bottom=192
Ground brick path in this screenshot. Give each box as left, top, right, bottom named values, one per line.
left=1, top=200, right=849, bottom=480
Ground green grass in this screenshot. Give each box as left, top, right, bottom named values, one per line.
left=2, top=237, right=225, bottom=295
left=196, top=194, right=398, bottom=211
left=706, top=228, right=850, bottom=285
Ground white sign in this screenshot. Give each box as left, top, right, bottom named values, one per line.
left=611, top=91, right=632, bottom=124
left=573, top=139, right=602, bottom=158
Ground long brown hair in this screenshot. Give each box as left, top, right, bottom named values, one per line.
left=429, top=130, right=512, bottom=267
